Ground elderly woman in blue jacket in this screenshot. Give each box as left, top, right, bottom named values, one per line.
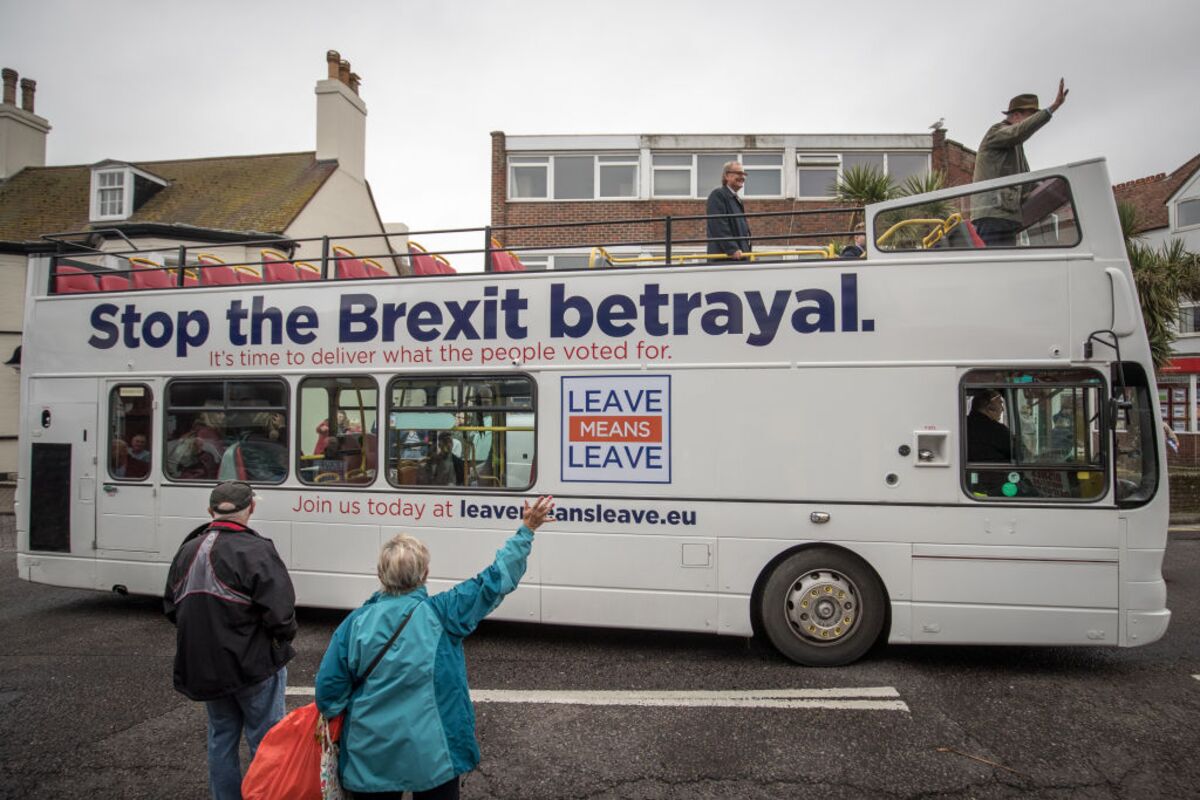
left=316, top=495, right=554, bottom=800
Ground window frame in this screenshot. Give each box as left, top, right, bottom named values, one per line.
left=91, top=167, right=131, bottom=221
left=508, top=153, right=640, bottom=202
left=107, top=382, right=154, bottom=483
left=958, top=367, right=1110, bottom=504
left=650, top=151, right=786, bottom=200
left=1176, top=196, right=1200, bottom=231
left=875, top=172, right=1083, bottom=252
left=383, top=372, right=537, bottom=492
left=796, top=151, right=932, bottom=200
left=162, top=377, right=290, bottom=485
left=295, top=374, right=379, bottom=487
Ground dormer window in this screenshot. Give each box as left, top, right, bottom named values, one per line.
left=89, top=162, right=168, bottom=222
left=95, top=169, right=127, bottom=218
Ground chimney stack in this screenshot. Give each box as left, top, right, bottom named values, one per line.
left=19, top=78, right=35, bottom=113
left=2, top=69, right=15, bottom=105
left=0, top=66, right=50, bottom=179
left=315, top=51, right=367, bottom=182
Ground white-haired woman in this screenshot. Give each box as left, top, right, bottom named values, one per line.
left=316, top=496, right=554, bottom=800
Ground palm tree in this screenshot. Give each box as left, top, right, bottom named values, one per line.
left=1119, top=201, right=1200, bottom=370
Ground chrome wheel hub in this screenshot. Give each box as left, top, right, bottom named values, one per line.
left=784, top=569, right=859, bottom=644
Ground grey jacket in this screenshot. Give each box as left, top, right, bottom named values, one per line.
left=971, top=109, right=1052, bottom=223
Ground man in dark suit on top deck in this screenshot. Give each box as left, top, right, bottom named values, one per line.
left=706, top=161, right=752, bottom=264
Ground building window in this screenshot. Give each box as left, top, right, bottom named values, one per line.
left=510, top=156, right=549, bottom=199
left=798, top=151, right=930, bottom=198
left=743, top=153, right=783, bottom=196
left=598, top=154, right=638, bottom=198
left=652, top=152, right=785, bottom=199
left=509, top=154, right=639, bottom=200
left=108, top=384, right=153, bottom=481
left=886, top=152, right=930, bottom=184
left=164, top=379, right=289, bottom=483
left=1178, top=197, right=1200, bottom=229
left=92, top=168, right=129, bottom=220
left=652, top=154, right=692, bottom=197
left=386, top=375, right=535, bottom=489
left=1160, top=384, right=1191, bottom=432
left=1178, top=303, right=1200, bottom=336
left=297, top=376, right=378, bottom=485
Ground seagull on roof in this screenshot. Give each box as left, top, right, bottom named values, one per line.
left=929, top=117, right=945, bottom=130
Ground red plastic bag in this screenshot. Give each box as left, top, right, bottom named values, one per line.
left=242, top=702, right=344, bottom=800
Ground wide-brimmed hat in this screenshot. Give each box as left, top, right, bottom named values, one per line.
left=209, top=481, right=257, bottom=513
left=1005, top=94, right=1039, bottom=114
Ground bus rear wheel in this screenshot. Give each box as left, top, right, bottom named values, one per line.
left=760, top=548, right=885, bottom=667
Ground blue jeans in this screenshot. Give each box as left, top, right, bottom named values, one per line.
left=205, top=667, right=287, bottom=800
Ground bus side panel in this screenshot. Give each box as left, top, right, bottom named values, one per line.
left=909, top=604, right=1118, bottom=646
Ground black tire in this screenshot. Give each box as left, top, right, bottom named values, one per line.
left=759, top=547, right=886, bottom=667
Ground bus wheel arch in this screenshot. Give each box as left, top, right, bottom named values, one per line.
left=752, top=544, right=889, bottom=667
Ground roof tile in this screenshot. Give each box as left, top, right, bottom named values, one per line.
left=0, top=152, right=337, bottom=243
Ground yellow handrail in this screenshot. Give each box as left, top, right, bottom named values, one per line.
left=589, top=245, right=837, bottom=268
left=875, top=213, right=964, bottom=249
left=921, top=213, right=963, bottom=248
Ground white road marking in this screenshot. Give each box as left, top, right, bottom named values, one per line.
left=287, top=685, right=909, bottom=711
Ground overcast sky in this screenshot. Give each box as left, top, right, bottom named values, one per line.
left=3, top=0, right=1198, bottom=239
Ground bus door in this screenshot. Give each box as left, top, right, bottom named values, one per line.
left=27, top=380, right=98, bottom=555
left=97, top=380, right=159, bottom=553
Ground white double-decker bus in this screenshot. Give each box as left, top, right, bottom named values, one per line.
left=15, top=158, right=1170, bottom=665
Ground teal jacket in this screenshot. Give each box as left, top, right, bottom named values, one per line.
left=315, top=525, right=534, bottom=793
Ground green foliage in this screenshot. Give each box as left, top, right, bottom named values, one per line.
left=1121, top=204, right=1200, bottom=370
left=834, top=165, right=897, bottom=206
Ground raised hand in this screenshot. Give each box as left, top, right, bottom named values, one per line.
left=522, top=495, right=555, bottom=531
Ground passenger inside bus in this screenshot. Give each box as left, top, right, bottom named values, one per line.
left=166, top=416, right=225, bottom=480
left=314, top=439, right=345, bottom=482
left=218, top=411, right=288, bottom=483
left=967, top=389, right=1013, bottom=463
left=424, top=432, right=465, bottom=486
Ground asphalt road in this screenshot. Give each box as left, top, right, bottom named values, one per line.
left=1, top=518, right=1197, bottom=799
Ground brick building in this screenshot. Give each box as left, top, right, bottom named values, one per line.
left=489, top=129, right=976, bottom=269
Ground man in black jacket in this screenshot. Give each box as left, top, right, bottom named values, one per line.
left=164, top=481, right=296, bottom=800
left=706, top=161, right=753, bottom=263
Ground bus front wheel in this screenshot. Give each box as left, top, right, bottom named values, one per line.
left=760, top=547, right=886, bottom=667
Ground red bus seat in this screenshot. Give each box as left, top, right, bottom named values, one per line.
left=363, top=258, right=391, bottom=278
left=489, top=238, right=526, bottom=272
left=55, top=265, right=99, bottom=294
left=99, top=274, right=130, bottom=291
left=261, top=249, right=300, bottom=282
left=408, top=240, right=455, bottom=275
left=333, top=245, right=369, bottom=279
left=129, top=257, right=175, bottom=290
left=197, top=254, right=240, bottom=286
left=296, top=262, right=321, bottom=281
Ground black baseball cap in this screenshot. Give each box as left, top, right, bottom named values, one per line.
left=209, top=481, right=257, bottom=513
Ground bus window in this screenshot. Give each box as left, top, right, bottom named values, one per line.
left=108, top=384, right=153, bottom=481
left=386, top=375, right=535, bottom=490
left=165, top=379, right=289, bottom=483
left=874, top=175, right=1080, bottom=252
left=1113, top=362, right=1159, bottom=507
left=297, top=376, right=378, bottom=485
left=962, top=369, right=1106, bottom=501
